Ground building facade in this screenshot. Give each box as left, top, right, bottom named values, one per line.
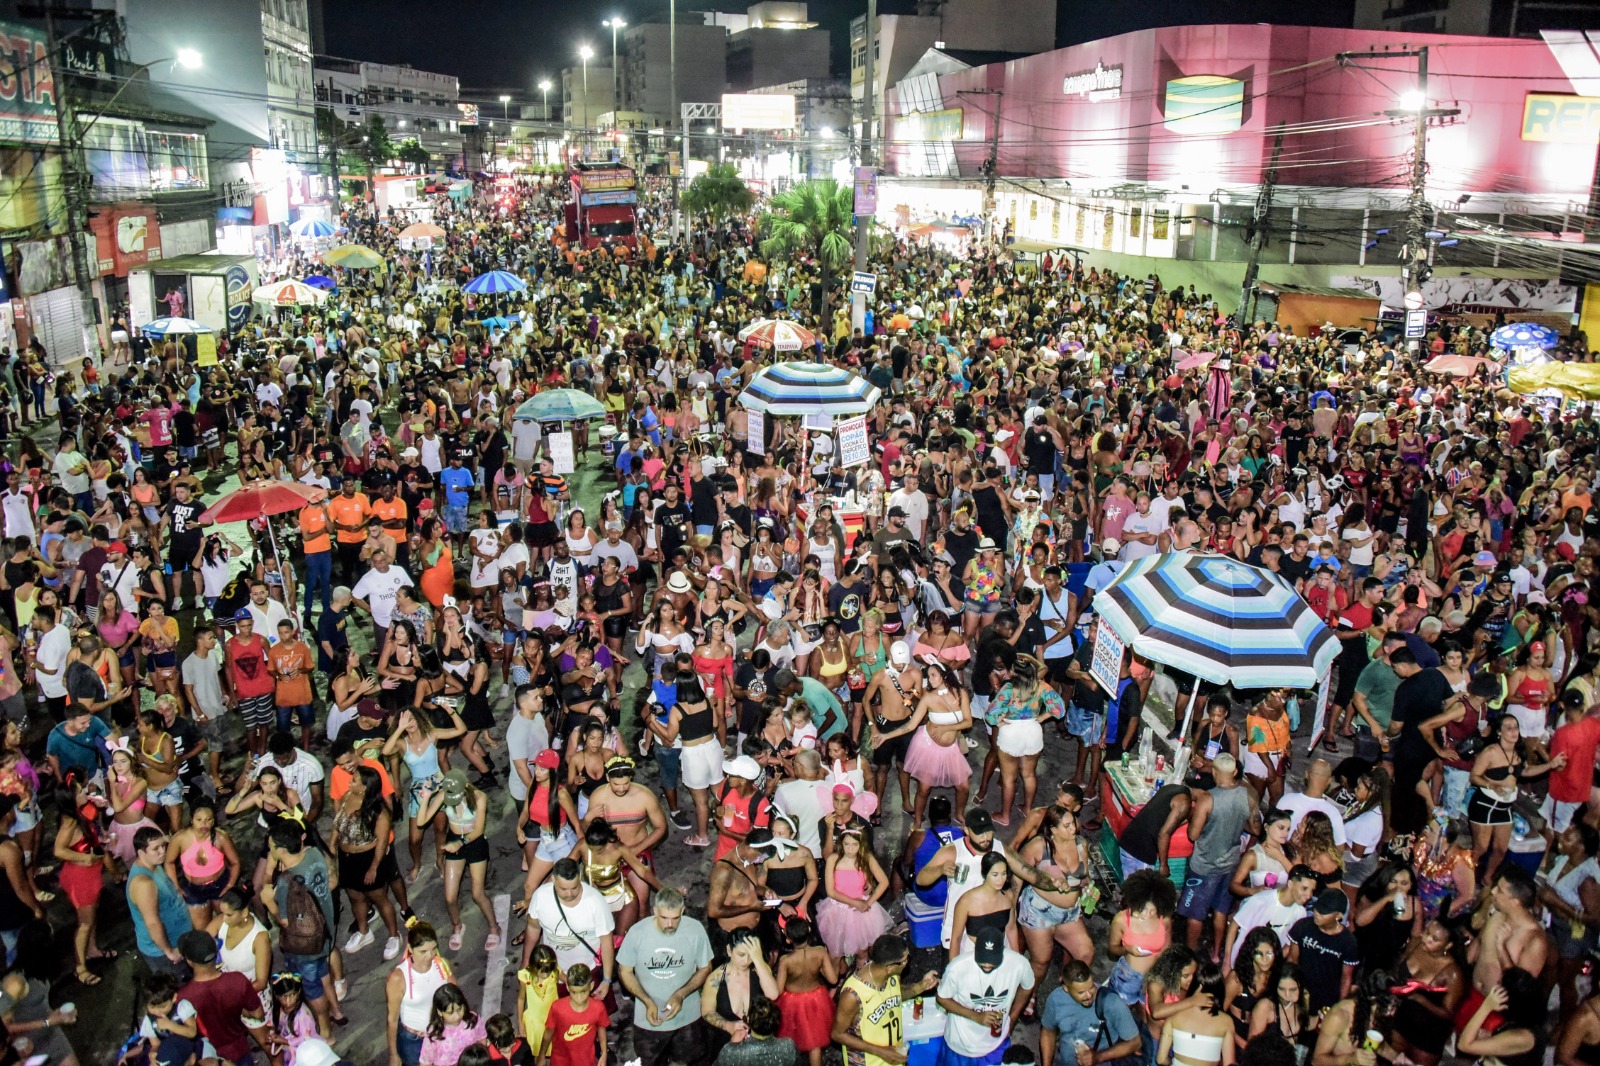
left=315, top=58, right=463, bottom=166
left=879, top=23, right=1600, bottom=315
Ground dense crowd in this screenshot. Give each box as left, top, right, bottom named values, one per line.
left=0, top=170, right=1596, bottom=1066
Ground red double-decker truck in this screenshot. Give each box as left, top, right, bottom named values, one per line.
left=564, top=161, right=639, bottom=249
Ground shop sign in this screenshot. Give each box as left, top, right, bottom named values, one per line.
left=0, top=21, right=59, bottom=145
left=1521, top=93, right=1600, bottom=144
left=1062, top=62, right=1122, bottom=102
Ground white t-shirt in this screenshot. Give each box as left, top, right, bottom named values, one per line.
left=775, top=778, right=826, bottom=858
left=939, top=949, right=1036, bottom=1056
left=1341, top=526, right=1375, bottom=567
left=528, top=882, right=615, bottom=972
left=1229, top=889, right=1308, bottom=964
left=1344, top=808, right=1383, bottom=866
left=1119, top=511, right=1164, bottom=561
left=1278, top=791, right=1347, bottom=846
left=34, top=625, right=70, bottom=698
left=505, top=710, right=551, bottom=804
left=511, top=421, right=540, bottom=462
left=352, top=566, right=415, bottom=628
left=245, top=598, right=293, bottom=644
left=255, top=749, right=325, bottom=800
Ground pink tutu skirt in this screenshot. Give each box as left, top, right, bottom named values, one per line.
left=108, top=817, right=159, bottom=864
left=903, top=729, right=972, bottom=788
left=815, top=897, right=891, bottom=958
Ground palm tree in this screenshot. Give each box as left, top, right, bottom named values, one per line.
left=681, top=163, right=755, bottom=220
left=759, top=178, right=854, bottom=319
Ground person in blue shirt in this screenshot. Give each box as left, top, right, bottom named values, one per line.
left=46, top=707, right=112, bottom=781
left=774, top=667, right=844, bottom=741
left=438, top=454, right=476, bottom=548
left=1038, top=960, right=1142, bottom=1066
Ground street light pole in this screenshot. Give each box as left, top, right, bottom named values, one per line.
left=671, top=0, right=681, bottom=237
left=604, top=17, right=625, bottom=119
left=851, top=0, right=876, bottom=332
left=580, top=45, right=593, bottom=136
left=1337, top=47, right=1457, bottom=352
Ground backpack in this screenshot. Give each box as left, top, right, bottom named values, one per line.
left=279, top=874, right=328, bottom=957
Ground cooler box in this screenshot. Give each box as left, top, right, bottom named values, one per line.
left=903, top=893, right=944, bottom=949
left=905, top=997, right=947, bottom=1066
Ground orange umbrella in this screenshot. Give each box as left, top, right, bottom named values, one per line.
left=399, top=222, right=445, bottom=239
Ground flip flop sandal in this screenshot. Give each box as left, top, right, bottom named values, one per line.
left=485, top=933, right=501, bottom=950
left=74, top=968, right=101, bottom=986
left=449, top=927, right=464, bottom=950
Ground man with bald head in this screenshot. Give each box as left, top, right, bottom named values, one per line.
left=1277, top=758, right=1347, bottom=845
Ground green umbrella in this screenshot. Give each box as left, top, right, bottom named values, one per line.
left=323, top=244, right=384, bottom=269
left=513, top=389, right=608, bottom=422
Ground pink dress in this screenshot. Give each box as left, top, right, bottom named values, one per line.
left=420, top=1018, right=488, bottom=1066
left=902, top=708, right=972, bottom=788
left=815, top=867, right=890, bottom=959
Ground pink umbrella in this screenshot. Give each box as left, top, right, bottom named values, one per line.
left=1425, top=354, right=1496, bottom=378
left=1175, top=349, right=1217, bottom=371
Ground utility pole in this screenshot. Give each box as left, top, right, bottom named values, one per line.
left=959, top=88, right=1003, bottom=228
left=1336, top=47, right=1456, bottom=351
left=42, top=1, right=100, bottom=338
left=850, top=0, right=876, bottom=332
left=671, top=0, right=682, bottom=239
left=1237, top=132, right=1283, bottom=327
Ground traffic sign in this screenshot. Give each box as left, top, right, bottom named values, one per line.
left=1404, top=309, right=1427, bottom=338
left=1403, top=290, right=1424, bottom=310
left=851, top=271, right=877, bottom=295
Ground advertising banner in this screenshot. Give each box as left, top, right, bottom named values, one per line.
left=837, top=415, right=870, bottom=468
left=853, top=166, right=877, bottom=216
left=0, top=23, right=58, bottom=145
left=1090, top=617, right=1126, bottom=698
left=746, top=409, right=765, bottom=455
left=546, top=430, right=575, bottom=474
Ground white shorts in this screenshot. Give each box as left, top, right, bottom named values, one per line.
left=1243, top=749, right=1282, bottom=779
left=681, top=740, right=725, bottom=791
left=1506, top=704, right=1548, bottom=742
left=996, top=718, right=1044, bottom=757
left=1541, top=793, right=1585, bottom=833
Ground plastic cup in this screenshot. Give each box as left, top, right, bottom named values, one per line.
left=57, top=1003, right=76, bottom=1024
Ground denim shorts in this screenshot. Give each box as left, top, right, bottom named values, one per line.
left=147, top=779, right=183, bottom=807
left=444, top=504, right=469, bottom=534
left=281, top=952, right=331, bottom=996
left=963, top=598, right=1002, bottom=616
left=1018, top=885, right=1077, bottom=929
left=535, top=823, right=578, bottom=863
left=654, top=745, right=682, bottom=791
left=1107, top=956, right=1146, bottom=1006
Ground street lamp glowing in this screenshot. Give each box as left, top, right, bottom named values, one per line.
left=498, top=93, right=511, bottom=122
left=820, top=127, right=834, bottom=138
left=538, top=79, right=552, bottom=92
left=603, top=18, right=626, bottom=118
left=579, top=44, right=594, bottom=60
left=175, top=48, right=202, bottom=70
left=1397, top=89, right=1426, bottom=111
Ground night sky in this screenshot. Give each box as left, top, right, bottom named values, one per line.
left=322, top=0, right=1356, bottom=98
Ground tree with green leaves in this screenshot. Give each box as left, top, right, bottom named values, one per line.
left=354, top=114, right=397, bottom=170
left=681, top=163, right=754, bottom=221
left=397, top=138, right=431, bottom=172
left=759, top=178, right=854, bottom=319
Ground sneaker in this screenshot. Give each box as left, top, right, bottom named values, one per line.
left=668, top=810, right=692, bottom=831
left=383, top=935, right=403, bottom=961
left=343, top=929, right=375, bottom=954
left=173, top=596, right=184, bottom=611
left=334, top=979, right=348, bottom=1001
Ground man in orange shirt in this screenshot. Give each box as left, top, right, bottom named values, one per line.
left=368, top=483, right=410, bottom=568
left=326, top=479, right=371, bottom=586
left=267, top=619, right=316, bottom=750
left=298, top=497, right=333, bottom=621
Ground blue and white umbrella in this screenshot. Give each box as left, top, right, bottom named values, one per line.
left=513, top=389, right=609, bottom=423
left=289, top=217, right=340, bottom=239
left=142, top=317, right=214, bottom=337
left=1489, top=322, right=1560, bottom=350
left=302, top=274, right=336, bottom=290
left=738, top=361, right=882, bottom=416
left=1095, top=551, right=1338, bottom=690
left=462, top=270, right=528, bottom=295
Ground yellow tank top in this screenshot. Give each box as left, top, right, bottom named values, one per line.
left=842, top=972, right=902, bottom=1066
left=517, top=969, right=559, bottom=1052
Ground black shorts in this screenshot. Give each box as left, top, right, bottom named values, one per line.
left=338, top=846, right=401, bottom=893
left=1044, top=656, right=1072, bottom=685
left=872, top=724, right=914, bottom=767
left=168, top=537, right=201, bottom=572
left=447, top=832, right=490, bottom=865
left=527, top=521, right=558, bottom=548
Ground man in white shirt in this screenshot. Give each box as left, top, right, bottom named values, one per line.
left=255, top=379, right=284, bottom=409
left=1224, top=864, right=1318, bottom=969
left=99, top=542, right=139, bottom=612
left=51, top=433, right=92, bottom=510
left=525, top=858, right=616, bottom=977
left=938, top=928, right=1034, bottom=1061
left=0, top=472, right=35, bottom=539
left=254, top=733, right=327, bottom=823
left=32, top=605, right=70, bottom=717
left=350, top=550, right=414, bottom=648
left=1119, top=494, right=1165, bottom=562
left=774, top=750, right=828, bottom=858
left=886, top=473, right=930, bottom=542
left=244, top=582, right=293, bottom=644
left=1277, top=759, right=1348, bottom=846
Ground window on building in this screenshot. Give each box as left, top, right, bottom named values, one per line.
left=83, top=118, right=149, bottom=200
left=148, top=131, right=209, bottom=190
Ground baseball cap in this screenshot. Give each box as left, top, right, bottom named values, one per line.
left=534, top=749, right=560, bottom=770
left=889, top=641, right=912, bottom=667
left=107, top=541, right=128, bottom=554
left=966, top=808, right=994, bottom=835
left=1314, top=890, right=1348, bottom=916
left=974, top=926, right=1005, bottom=967
left=888, top=506, right=909, bottom=518
left=726, top=755, right=762, bottom=781
left=1101, top=538, right=1122, bottom=556
left=1474, top=550, right=1496, bottom=566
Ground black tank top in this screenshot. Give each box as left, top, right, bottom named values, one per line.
left=679, top=700, right=714, bottom=743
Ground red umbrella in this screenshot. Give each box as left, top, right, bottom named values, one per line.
left=200, top=479, right=327, bottom=524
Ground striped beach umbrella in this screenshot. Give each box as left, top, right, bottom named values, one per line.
left=738, top=361, right=882, bottom=416
left=1095, top=551, right=1338, bottom=690
left=252, top=280, right=327, bottom=306
left=141, top=317, right=214, bottom=337
left=738, top=318, right=818, bottom=352
left=462, top=270, right=527, bottom=295
left=289, top=217, right=340, bottom=239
